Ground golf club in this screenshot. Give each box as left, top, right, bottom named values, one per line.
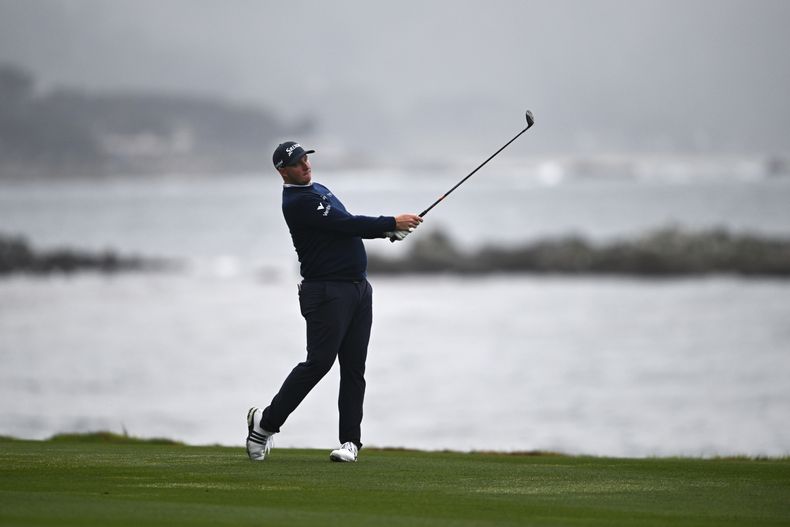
left=391, top=110, right=535, bottom=242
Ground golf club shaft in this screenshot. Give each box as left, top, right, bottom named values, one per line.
left=389, top=111, right=534, bottom=242
left=419, top=125, right=530, bottom=217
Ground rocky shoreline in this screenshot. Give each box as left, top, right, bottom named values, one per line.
left=368, top=227, right=790, bottom=277
left=4, top=227, right=790, bottom=278
left=0, top=234, right=170, bottom=276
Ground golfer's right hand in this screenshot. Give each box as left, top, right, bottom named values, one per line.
left=395, top=214, right=422, bottom=231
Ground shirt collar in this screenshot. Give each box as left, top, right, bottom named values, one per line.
left=283, top=182, right=314, bottom=188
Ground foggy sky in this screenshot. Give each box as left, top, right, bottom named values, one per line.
left=1, top=0, right=789, bottom=160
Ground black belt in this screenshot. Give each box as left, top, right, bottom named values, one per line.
left=301, top=278, right=366, bottom=284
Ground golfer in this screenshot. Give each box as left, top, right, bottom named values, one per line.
left=246, top=141, right=422, bottom=462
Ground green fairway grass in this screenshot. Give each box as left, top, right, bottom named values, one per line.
left=1, top=434, right=788, bottom=526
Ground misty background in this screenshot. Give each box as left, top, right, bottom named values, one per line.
left=1, top=0, right=789, bottom=456
left=2, top=0, right=789, bottom=166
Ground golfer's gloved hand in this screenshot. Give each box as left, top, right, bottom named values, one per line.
left=385, top=229, right=413, bottom=242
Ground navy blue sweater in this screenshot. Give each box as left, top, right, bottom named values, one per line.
left=282, top=182, right=396, bottom=281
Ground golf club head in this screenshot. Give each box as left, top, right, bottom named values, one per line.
left=525, top=110, right=535, bottom=129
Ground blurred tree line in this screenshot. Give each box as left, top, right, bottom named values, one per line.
left=0, top=63, right=312, bottom=177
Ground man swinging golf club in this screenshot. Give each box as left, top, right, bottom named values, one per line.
left=246, top=141, right=422, bottom=462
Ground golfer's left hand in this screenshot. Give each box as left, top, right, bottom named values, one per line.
left=385, top=229, right=412, bottom=242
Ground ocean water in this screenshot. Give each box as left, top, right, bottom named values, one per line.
left=1, top=162, right=790, bottom=457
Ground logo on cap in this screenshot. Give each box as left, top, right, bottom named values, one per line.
left=273, top=141, right=315, bottom=169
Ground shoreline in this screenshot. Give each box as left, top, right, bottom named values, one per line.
left=368, top=226, right=790, bottom=277
left=3, top=226, right=790, bottom=278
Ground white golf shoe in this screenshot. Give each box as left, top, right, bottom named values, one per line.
left=246, top=407, right=274, bottom=461
left=329, top=442, right=358, bottom=462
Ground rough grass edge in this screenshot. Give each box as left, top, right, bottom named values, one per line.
left=0, top=431, right=183, bottom=445
left=1, top=432, right=788, bottom=461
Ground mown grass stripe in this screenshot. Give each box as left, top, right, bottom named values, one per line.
left=0, top=437, right=788, bottom=526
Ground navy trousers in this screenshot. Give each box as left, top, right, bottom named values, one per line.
left=261, top=280, right=372, bottom=449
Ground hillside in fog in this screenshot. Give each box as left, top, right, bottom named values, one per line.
left=0, top=64, right=313, bottom=178
left=2, top=1, right=789, bottom=162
